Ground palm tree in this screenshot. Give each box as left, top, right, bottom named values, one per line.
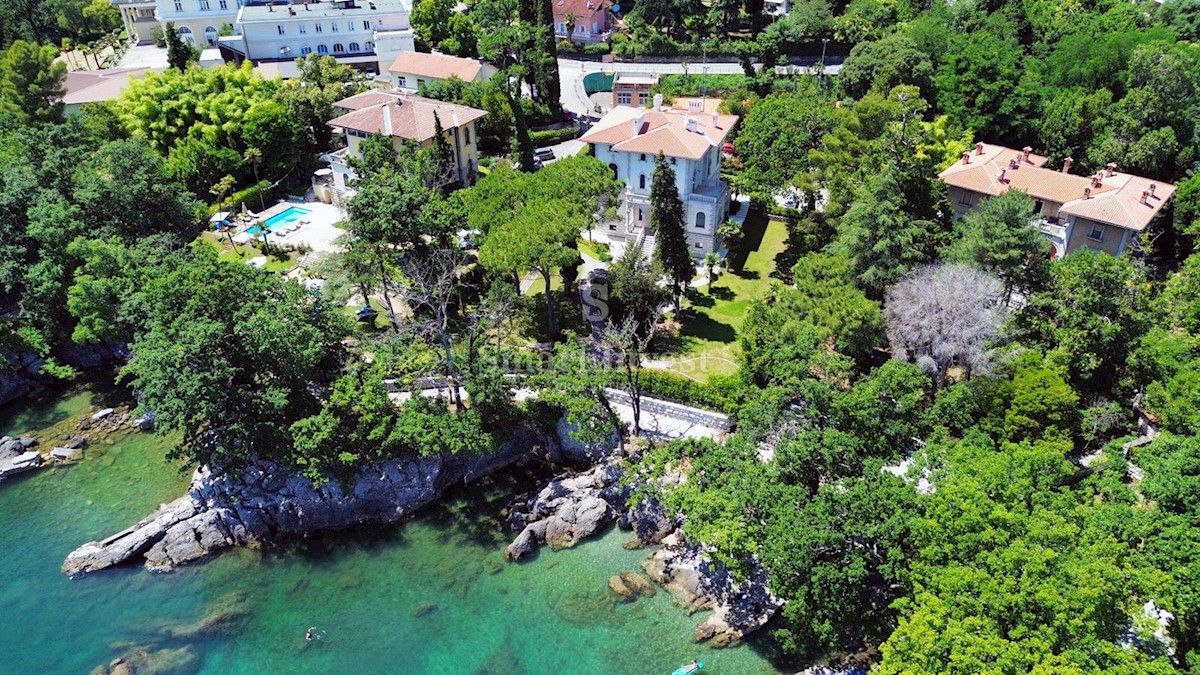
left=702, top=252, right=720, bottom=292
left=210, top=175, right=238, bottom=254
left=564, top=12, right=579, bottom=46
left=243, top=147, right=266, bottom=211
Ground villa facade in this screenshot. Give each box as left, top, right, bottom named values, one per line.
left=580, top=99, right=738, bottom=260
left=553, top=0, right=610, bottom=43
left=939, top=143, right=1177, bottom=259
left=325, top=90, right=486, bottom=196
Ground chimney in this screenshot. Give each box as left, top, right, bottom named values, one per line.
left=1008, top=158, right=1018, bottom=170
left=1149, top=183, right=1157, bottom=197
left=1105, top=162, right=1117, bottom=177
left=382, top=104, right=392, bottom=136
left=1022, top=146, right=1032, bottom=163
left=1062, top=157, right=1073, bottom=173
left=686, top=117, right=698, bottom=133
left=1092, top=172, right=1103, bottom=188
left=652, top=93, right=663, bottom=109
left=268, top=1, right=273, bottom=10
left=711, top=112, right=718, bottom=128
left=687, top=99, right=702, bottom=113
left=288, top=6, right=295, bottom=14
left=1084, top=187, right=1092, bottom=199
left=305, top=1, right=310, bottom=8
left=997, top=167, right=1007, bottom=183
left=632, top=112, right=644, bottom=135
left=974, top=142, right=984, bottom=156
left=1141, top=190, right=1150, bottom=205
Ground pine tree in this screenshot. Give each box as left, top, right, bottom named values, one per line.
left=431, top=113, right=457, bottom=190
left=164, top=22, right=191, bottom=72
left=650, top=153, right=693, bottom=311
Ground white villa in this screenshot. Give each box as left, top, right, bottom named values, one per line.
left=325, top=89, right=486, bottom=196
left=221, top=0, right=413, bottom=74
left=580, top=99, right=738, bottom=259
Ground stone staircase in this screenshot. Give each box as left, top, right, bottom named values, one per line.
left=638, top=231, right=656, bottom=260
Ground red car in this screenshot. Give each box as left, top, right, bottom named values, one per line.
left=722, top=142, right=735, bottom=156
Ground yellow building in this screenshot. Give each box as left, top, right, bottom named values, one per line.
left=325, top=89, right=486, bottom=195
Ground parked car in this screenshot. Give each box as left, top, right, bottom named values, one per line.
left=722, top=142, right=735, bottom=156
left=535, top=148, right=556, bottom=162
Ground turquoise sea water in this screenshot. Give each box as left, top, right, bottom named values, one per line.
left=0, top=387, right=780, bottom=674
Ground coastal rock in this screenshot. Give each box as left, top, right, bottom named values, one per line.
left=132, top=413, right=155, bottom=431
left=50, top=446, right=83, bottom=462
left=642, top=537, right=782, bottom=648
left=503, top=459, right=627, bottom=559
left=0, top=450, right=42, bottom=478
left=0, top=437, right=22, bottom=460
left=552, top=417, right=621, bottom=464
left=64, top=435, right=88, bottom=450
left=63, top=424, right=549, bottom=576
left=19, top=436, right=38, bottom=448
left=92, top=408, right=116, bottom=422
left=619, top=497, right=676, bottom=545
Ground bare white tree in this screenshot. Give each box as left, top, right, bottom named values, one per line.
left=885, top=263, right=1006, bottom=387
left=393, top=248, right=469, bottom=407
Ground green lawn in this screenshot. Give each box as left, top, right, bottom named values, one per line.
left=202, top=231, right=300, bottom=274
left=664, top=209, right=790, bottom=378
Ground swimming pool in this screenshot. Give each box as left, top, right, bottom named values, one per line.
left=247, top=206, right=311, bottom=235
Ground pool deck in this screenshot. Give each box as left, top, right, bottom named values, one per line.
left=233, top=201, right=346, bottom=254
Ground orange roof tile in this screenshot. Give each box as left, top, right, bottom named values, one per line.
left=580, top=106, right=738, bottom=161
left=328, top=91, right=487, bottom=142
left=939, top=143, right=1175, bottom=232
left=388, top=51, right=484, bottom=82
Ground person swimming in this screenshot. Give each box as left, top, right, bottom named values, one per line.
left=305, top=627, right=317, bottom=641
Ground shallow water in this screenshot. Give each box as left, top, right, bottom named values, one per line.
left=0, top=387, right=780, bottom=674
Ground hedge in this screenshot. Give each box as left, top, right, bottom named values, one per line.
left=530, top=124, right=581, bottom=148
left=619, top=369, right=741, bottom=415
left=207, top=180, right=271, bottom=219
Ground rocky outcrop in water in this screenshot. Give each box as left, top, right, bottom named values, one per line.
left=63, top=425, right=553, bottom=576
left=643, top=534, right=783, bottom=648
left=503, top=459, right=626, bottom=561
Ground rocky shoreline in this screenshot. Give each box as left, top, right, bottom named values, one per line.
left=0, top=404, right=151, bottom=481
left=61, top=414, right=781, bottom=649
left=501, top=455, right=782, bottom=649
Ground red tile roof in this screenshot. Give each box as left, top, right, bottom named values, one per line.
left=939, top=143, right=1175, bottom=232
left=328, top=91, right=487, bottom=142
left=388, top=51, right=484, bottom=82
left=580, top=106, right=738, bottom=161
left=553, top=0, right=607, bottom=19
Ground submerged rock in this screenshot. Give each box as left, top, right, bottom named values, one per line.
left=607, top=571, right=655, bottom=602
left=50, top=446, right=83, bottom=462
left=63, top=424, right=550, bottom=576
left=92, top=645, right=198, bottom=675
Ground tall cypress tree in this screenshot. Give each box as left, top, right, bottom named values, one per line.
left=431, top=113, right=457, bottom=190
left=650, top=153, right=693, bottom=311
left=164, top=22, right=191, bottom=72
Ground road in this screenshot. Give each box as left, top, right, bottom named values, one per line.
left=558, top=57, right=843, bottom=115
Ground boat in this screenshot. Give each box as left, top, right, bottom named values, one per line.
left=671, top=661, right=704, bottom=675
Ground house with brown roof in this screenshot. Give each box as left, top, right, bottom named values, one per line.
left=939, top=143, right=1176, bottom=258
left=325, top=90, right=487, bottom=193
left=580, top=97, right=739, bottom=259
left=553, top=0, right=610, bottom=43
left=61, top=67, right=161, bottom=116
left=388, top=51, right=496, bottom=92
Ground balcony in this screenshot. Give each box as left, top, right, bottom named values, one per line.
left=689, top=180, right=728, bottom=204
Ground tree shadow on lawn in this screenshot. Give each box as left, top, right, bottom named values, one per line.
left=679, top=311, right=736, bottom=344
left=727, top=207, right=770, bottom=271
left=708, top=286, right=736, bottom=301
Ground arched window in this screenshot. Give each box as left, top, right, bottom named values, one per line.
left=348, top=42, right=360, bottom=52
left=638, top=174, right=645, bottom=189
left=203, top=26, right=218, bottom=45
left=333, top=43, right=345, bottom=53
left=365, top=40, right=374, bottom=51
left=300, top=45, right=313, bottom=55
left=317, top=44, right=329, bottom=54
left=176, top=26, right=195, bottom=45
left=608, top=163, right=617, bottom=179
left=695, top=212, right=706, bottom=229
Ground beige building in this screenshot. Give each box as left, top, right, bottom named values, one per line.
left=113, top=0, right=159, bottom=44
left=388, top=51, right=494, bottom=91
left=939, top=143, right=1177, bottom=258
left=326, top=89, right=486, bottom=195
